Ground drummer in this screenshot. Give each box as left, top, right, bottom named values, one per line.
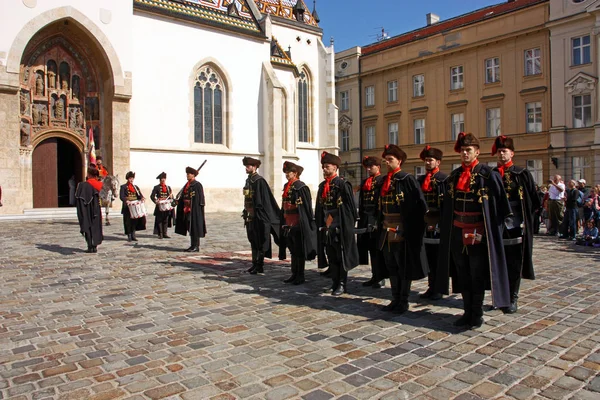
left=150, top=172, right=174, bottom=239
left=119, top=171, right=147, bottom=242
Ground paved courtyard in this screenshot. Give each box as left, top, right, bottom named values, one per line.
left=1, top=212, right=599, bottom=400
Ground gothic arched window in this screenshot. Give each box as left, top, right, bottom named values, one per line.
left=298, top=70, right=310, bottom=143
left=194, top=65, right=225, bottom=144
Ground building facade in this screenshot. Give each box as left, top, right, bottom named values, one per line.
left=548, top=0, right=600, bottom=183
left=340, top=0, right=551, bottom=184
left=0, top=0, right=337, bottom=215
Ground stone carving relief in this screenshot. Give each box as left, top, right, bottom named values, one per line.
left=339, top=115, right=353, bottom=131
left=48, top=71, right=56, bottom=89
left=55, top=96, right=65, bottom=119
left=20, top=91, right=30, bottom=115
left=35, top=72, right=44, bottom=95
left=20, top=120, right=31, bottom=147
left=69, top=106, right=83, bottom=129
left=566, top=73, right=597, bottom=95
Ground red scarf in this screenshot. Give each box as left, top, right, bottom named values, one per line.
left=87, top=178, right=103, bottom=191
left=497, top=160, right=513, bottom=178
left=362, top=173, right=380, bottom=191
left=127, top=183, right=136, bottom=194
left=184, top=179, right=193, bottom=195
left=381, top=167, right=401, bottom=197
left=161, top=183, right=167, bottom=193
left=456, top=159, right=479, bottom=192
left=283, top=178, right=298, bottom=198
left=321, top=174, right=337, bottom=199
left=421, top=168, right=439, bottom=193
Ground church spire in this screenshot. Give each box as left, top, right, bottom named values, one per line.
left=293, top=0, right=306, bottom=23
left=312, top=0, right=320, bottom=23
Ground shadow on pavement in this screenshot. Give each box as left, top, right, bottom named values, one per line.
left=36, top=243, right=86, bottom=255
left=162, top=256, right=462, bottom=334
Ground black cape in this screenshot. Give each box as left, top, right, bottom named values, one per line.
left=435, top=163, right=512, bottom=307
left=494, top=165, right=540, bottom=280
left=315, top=176, right=359, bottom=272
left=245, top=173, right=281, bottom=257
left=278, top=180, right=318, bottom=261
left=119, top=184, right=147, bottom=232
left=378, top=171, right=428, bottom=280
left=151, top=184, right=174, bottom=234
left=416, top=170, right=449, bottom=213
left=75, top=181, right=103, bottom=246
left=174, top=180, right=207, bottom=238
left=357, top=173, right=386, bottom=265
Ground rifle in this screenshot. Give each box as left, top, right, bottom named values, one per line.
left=175, top=160, right=207, bottom=202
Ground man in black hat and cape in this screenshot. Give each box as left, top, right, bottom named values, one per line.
left=315, top=151, right=359, bottom=295
left=175, top=166, right=206, bottom=252
left=76, top=167, right=104, bottom=253
left=242, top=157, right=280, bottom=274
left=151, top=172, right=174, bottom=239
left=436, top=132, right=511, bottom=329
left=278, top=161, right=317, bottom=285
left=492, top=135, right=539, bottom=314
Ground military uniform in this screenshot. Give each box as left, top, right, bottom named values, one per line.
left=151, top=172, right=174, bottom=239
left=175, top=167, right=206, bottom=252
left=119, top=171, right=146, bottom=241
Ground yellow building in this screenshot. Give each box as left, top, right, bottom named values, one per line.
left=343, top=0, right=550, bottom=183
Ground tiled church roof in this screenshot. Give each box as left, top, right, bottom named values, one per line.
left=362, top=0, right=547, bottom=56
left=133, top=0, right=263, bottom=36
left=255, top=0, right=319, bottom=27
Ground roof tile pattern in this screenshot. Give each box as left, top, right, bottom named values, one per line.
left=255, top=0, right=319, bottom=27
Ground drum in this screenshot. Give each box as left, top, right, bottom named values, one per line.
left=158, top=199, right=173, bottom=212
left=127, top=200, right=147, bottom=219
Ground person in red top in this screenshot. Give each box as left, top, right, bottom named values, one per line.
left=151, top=172, right=174, bottom=239
left=75, top=167, right=103, bottom=253
left=96, top=156, right=109, bottom=178
left=119, top=171, right=146, bottom=242
left=436, top=133, right=511, bottom=329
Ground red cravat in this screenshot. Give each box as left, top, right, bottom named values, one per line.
left=127, top=183, right=135, bottom=194
left=283, top=178, right=298, bottom=198
left=456, top=160, right=479, bottom=192
left=497, top=160, right=513, bottom=178
left=161, top=184, right=167, bottom=193
left=421, top=168, right=439, bottom=192
left=362, top=173, right=380, bottom=191
left=321, top=175, right=337, bottom=199
left=381, top=167, right=401, bottom=197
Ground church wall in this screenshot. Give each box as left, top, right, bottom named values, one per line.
left=129, top=12, right=268, bottom=212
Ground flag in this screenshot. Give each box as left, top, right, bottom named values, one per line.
left=88, top=127, right=96, bottom=165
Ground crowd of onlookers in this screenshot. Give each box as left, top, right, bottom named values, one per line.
left=538, top=175, right=600, bottom=246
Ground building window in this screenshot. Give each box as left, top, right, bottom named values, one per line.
left=340, top=129, right=349, bottom=152
left=415, top=166, right=425, bottom=176
left=339, top=91, right=349, bottom=111
left=414, top=118, right=425, bottom=144
left=526, top=102, right=542, bottom=133
left=485, top=57, right=500, bottom=83
left=572, top=157, right=585, bottom=180
left=572, top=35, right=591, bottom=66
left=366, top=126, right=376, bottom=149
left=194, top=65, right=225, bottom=144
left=450, top=66, right=464, bottom=90
left=524, top=48, right=541, bottom=76
left=388, top=122, right=398, bottom=145
left=298, top=71, right=310, bottom=142
left=526, top=159, right=543, bottom=185
left=413, top=74, right=424, bottom=97
left=451, top=113, right=465, bottom=140
left=573, top=94, right=592, bottom=128
left=387, top=80, right=398, bottom=103
left=365, top=86, right=375, bottom=107
left=486, top=108, right=501, bottom=137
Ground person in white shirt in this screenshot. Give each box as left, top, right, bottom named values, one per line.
left=547, top=175, right=565, bottom=236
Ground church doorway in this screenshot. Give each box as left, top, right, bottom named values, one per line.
left=32, top=136, right=83, bottom=208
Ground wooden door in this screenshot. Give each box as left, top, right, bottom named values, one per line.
left=32, top=138, right=58, bottom=208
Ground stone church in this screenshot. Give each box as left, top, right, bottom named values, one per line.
left=0, top=0, right=337, bottom=215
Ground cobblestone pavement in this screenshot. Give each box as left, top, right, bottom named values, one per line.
left=1, top=212, right=599, bottom=400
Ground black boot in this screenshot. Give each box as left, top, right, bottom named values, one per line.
left=158, top=232, right=163, bottom=239
left=470, top=292, right=485, bottom=329
left=332, top=277, right=346, bottom=296
left=185, top=236, right=199, bottom=252
left=362, top=277, right=377, bottom=287
left=382, top=276, right=400, bottom=311
left=454, top=292, right=472, bottom=327
left=293, top=258, right=305, bottom=285
left=131, top=231, right=138, bottom=242
left=420, top=288, right=434, bottom=299
left=320, top=268, right=331, bottom=277
left=502, top=279, right=520, bottom=314
left=250, top=265, right=264, bottom=275
left=162, top=222, right=170, bottom=238
left=127, top=233, right=132, bottom=242
left=372, top=279, right=385, bottom=289
left=283, top=257, right=297, bottom=283
left=393, top=280, right=411, bottom=314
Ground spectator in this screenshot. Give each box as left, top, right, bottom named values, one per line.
left=546, top=175, right=565, bottom=236
left=533, top=185, right=545, bottom=234
left=583, top=197, right=595, bottom=223
left=577, top=179, right=590, bottom=230
left=576, top=219, right=598, bottom=246
left=561, top=180, right=580, bottom=240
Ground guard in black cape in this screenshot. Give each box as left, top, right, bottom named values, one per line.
left=357, top=156, right=387, bottom=288
left=151, top=172, right=174, bottom=239
left=315, top=151, right=359, bottom=295
left=175, top=166, right=206, bottom=252
left=378, top=145, right=428, bottom=314
left=436, top=133, right=511, bottom=329
left=119, top=171, right=146, bottom=242
left=278, top=161, right=317, bottom=285
left=417, top=145, right=448, bottom=300
left=492, top=136, right=540, bottom=314
left=242, top=157, right=281, bottom=274
left=75, top=167, right=104, bottom=253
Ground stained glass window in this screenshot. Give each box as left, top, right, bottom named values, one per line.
left=194, top=65, right=225, bottom=144
left=298, top=71, right=309, bottom=142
